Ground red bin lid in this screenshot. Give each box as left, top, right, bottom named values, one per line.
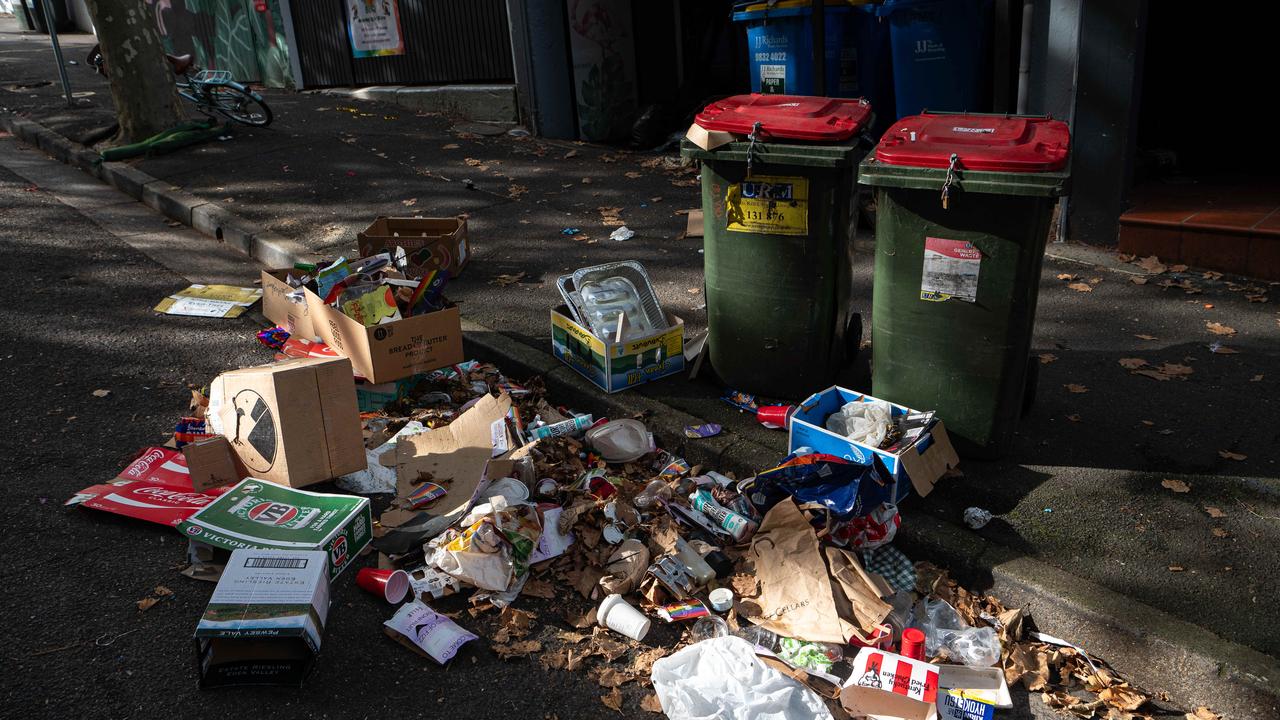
left=694, top=94, right=873, bottom=142
left=874, top=113, right=1070, bottom=172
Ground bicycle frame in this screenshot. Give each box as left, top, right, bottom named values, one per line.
left=175, top=70, right=240, bottom=113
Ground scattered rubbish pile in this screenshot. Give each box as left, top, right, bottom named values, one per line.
left=68, top=216, right=1207, bottom=719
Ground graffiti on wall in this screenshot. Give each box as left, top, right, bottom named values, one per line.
left=146, top=0, right=292, bottom=88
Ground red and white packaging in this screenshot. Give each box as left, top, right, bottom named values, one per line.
left=841, top=648, right=940, bottom=720
left=66, top=447, right=229, bottom=527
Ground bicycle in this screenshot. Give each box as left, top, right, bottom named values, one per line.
left=87, top=45, right=273, bottom=128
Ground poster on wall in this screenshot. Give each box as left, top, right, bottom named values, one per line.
left=348, top=0, right=405, bottom=58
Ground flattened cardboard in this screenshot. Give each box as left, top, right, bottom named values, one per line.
left=183, top=436, right=246, bottom=492
left=261, top=269, right=316, bottom=338
left=211, top=357, right=365, bottom=488
left=684, top=209, right=705, bottom=238
left=790, top=387, right=959, bottom=501
left=194, top=548, right=329, bottom=688
left=357, top=216, right=470, bottom=278
left=66, top=447, right=229, bottom=527
left=684, top=122, right=737, bottom=151
left=305, top=287, right=463, bottom=384
left=550, top=306, right=684, bottom=393
left=381, top=393, right=515, bottom=541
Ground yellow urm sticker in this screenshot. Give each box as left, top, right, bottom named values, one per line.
left=725, top=175, right=808, bottom=236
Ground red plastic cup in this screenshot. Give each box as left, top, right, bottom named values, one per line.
left=899, top=627, right=926, bottom=660
left=356, top=567, right=411, bottom=604
left=756, top=405, right=795, bottom=429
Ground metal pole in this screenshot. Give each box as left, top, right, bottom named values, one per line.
left=40, top=0, right=74, bottom=107
left=810, top=0, right=825, bottom=95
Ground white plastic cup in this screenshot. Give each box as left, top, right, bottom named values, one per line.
left=708, top=587, right=734, bottom=612
left=597, top=593, right=651, bottom=641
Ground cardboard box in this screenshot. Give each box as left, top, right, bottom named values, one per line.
left=789, top=387, right=958, bottom=502
left=305, top=287, right=463, bottom=384
left=194, top=548, right=329, bottom=688
left=178, top=478, right=371, bottom=580
left=209, top=357, right=365, bottom=489
left=183, top=436, right=246, bottom=492
left=356, top=216, right=470, bottom=278
left=841, top=648, right=941, bottom=720
left=260, top=269, right=316, bottom=338
left=550, top=306, right=684, bottom=393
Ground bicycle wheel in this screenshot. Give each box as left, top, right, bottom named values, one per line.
left=208, top=84, right=273, bottom=127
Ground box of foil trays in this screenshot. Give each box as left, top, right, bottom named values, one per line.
left=552, top=261, right=685, bottom=393
left=789, top=387, right=958, bottom=502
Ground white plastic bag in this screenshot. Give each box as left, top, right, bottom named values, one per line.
left=912, top=598, right=1001, bottom=667
left=825, top=399, right=893, bottom=447
left=651, top=636, right=833, bottom=720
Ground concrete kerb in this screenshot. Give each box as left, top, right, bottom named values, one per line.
left=6, top=110, right=1279, bottom=718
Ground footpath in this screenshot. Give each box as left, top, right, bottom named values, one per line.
left=2, top=17, right=1279, bottom=718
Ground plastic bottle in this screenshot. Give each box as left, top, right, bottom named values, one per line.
left=673, top=537, right=715, bottom=586
left=633, top=479, right=673, bottom=510
left=733, top=625, right=780, bottom=652
left=690, top=489, right=757, bottom=542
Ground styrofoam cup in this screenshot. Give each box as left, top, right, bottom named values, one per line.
left=708, top=587, right=734, bottom=612
left=597, top=593, right=650, bottom=641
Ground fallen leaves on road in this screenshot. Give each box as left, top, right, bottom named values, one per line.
left=1161, top=479, right=1191, bottom=494
left=1186, top=708, right=1223, bottom=720
left=1168, top=565, right=1185, bottom=572
left=1067, top=282, right=1094, bottom=293
left=1246, top=293, right=1268, bottom=303
left=600, top=687, right=623, bottom=713
left=507, top=184, right=528, bottom=199
left=624, top=171, right=642, bottom=179
left=136, top=585, right=172, bottom=612
left=1205, top=321, right=1236, bottom=336
left=1038, top=353, right=1058, bottom=364
left=1118, top=358, right=1147, bottom=369
left=1250, top=374, right=1264, bottom=382
left=1218, top=450, right=1247, bottom=461
left=401, top=198, right=417, bottom=206
left=492, top=640, right=542, bottom=659
left=1211, top=528, right=1230, bottom=538
left=1135, top=334, right=1157, bottom=340
left=640, top=694, right=663, bottom=713
left=598, top=207, right=624, bottom=227
left=1136, top=255, right=1167, bottom=274
left=491, top=272, right=526, bottom=287
left=1168, top=264, right=1188, bottom=273
left=1205, top=506, right=1227, bottom=518
left=1131, top=363, right=1193, bottom=381
left=442, top=143, right=460, bottom=150
left=92, top=389, right=111, bottom=398
left=1129, top=276, right=1149, bottom=285
left=1056, top=273, right=1077, bottom=281
left=1064, top=384, right=1089, bottom=393
left=1158, top=278, right=1201, bottom=293
left=137, top=597, right=159, bottom=612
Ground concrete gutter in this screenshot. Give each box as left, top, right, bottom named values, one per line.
left=313, top=84, right=518, bottom=123
left=2, top=110, right=1277, bottom=719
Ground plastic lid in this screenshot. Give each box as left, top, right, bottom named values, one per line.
left=874, top=113, right=1070, bottom=172
left=695, top=94, right=873, bottom=142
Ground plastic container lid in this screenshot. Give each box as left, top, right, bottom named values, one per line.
left=874, top=113, right=1070, bottom=172
left=695, top=94, right=873, bottom=142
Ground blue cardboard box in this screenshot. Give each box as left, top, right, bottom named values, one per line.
left=789, top=386, right=958, bottom=502
left=550, top=306, right=684, bottom=393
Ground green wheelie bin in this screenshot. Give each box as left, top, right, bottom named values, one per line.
left=680, top=94, right=874, bottom=400
left=858, top=112, right=1070, bottom=458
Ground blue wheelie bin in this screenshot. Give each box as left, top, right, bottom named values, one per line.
left=880, top=0, right=992, bottom=119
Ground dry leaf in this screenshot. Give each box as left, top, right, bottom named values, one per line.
left=624, top=171, right=642, bottom=179
left=1205, top=321, right=1236, bottom=336
left=1066, top=414, right=1081, bottom=422
left=507, top=184, right=528, bottom=199
left=1135, top=334, right=1157, bottom=340
left=1218, top=450, right=1247, bottom=461
left=641, top=694, right=663, bottom=713
left=1136, top=255, right=1167, bottom=274
left=562, top=150, right=578, bottom=159
left=1168, top=264, right=1188, bottom=273
left=442, top=143, right=460, bottom=150
left=730, top=573, right=760, bottom=598
left=153, top=586, right=173, bottom=597
left=1064, top=384, right=1089, bottom=393
left=1208, top=344, right=1239, bottom=354
left=92, top=389, right=111, bottom=398
left=492, top=640, right=542, bottom=659
left=600, top=687, right=623, bottom=713
left=136, top=597, right=159, bottom=612
left=1168, top=565, right=1185, bottom=572
left=491, top=272, right=526, bottom=287
left=521, top=578, right=556, bottom=599
left=1246, top=293, right=1268, bottom=303
left=1250, top=374, right=1264, bottom=382
left=401, top=198, right=417, bottom=206
left=1118, top=358, right=1147, bottom=369
left=1067, top=282, right=1093, bottom=293
left=1160, top=479, right=1191, bottom=493
left=1038, top=353, right=1058, bottom=364
left=1186, top=706, right=1223, bottom=720
left=1129, top=276, right=1149, bottom=285
left=1205, top=506, right=1226, bottom=518
left=1211, top=528, right=1230, bottom=538
left=1098, top=683, right=1147, bottom=711
left=596, top=667, right=631, bottom=688
left=1056, top=273, right=1078, bottom=281
left=1131, top=371, right=1172, bottom=382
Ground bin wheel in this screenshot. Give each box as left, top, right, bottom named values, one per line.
left=1022, top=356, right=1039, bottom=417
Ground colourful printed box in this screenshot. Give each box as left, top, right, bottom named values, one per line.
left=550, top=306, right=684, bottom=393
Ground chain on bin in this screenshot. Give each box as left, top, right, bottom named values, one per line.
left=941, top=153, right=959, bottom=209
left=746, top=121, right=763, bottom=177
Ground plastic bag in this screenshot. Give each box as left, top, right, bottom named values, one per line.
left=825, top=399, right=893, bottom=447
left=912, top=598, right=1001, bottom=667
left=651, top=636, right=833, bottom=720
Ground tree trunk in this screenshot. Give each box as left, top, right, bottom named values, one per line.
left=83, top=0, right=185, bottom=145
